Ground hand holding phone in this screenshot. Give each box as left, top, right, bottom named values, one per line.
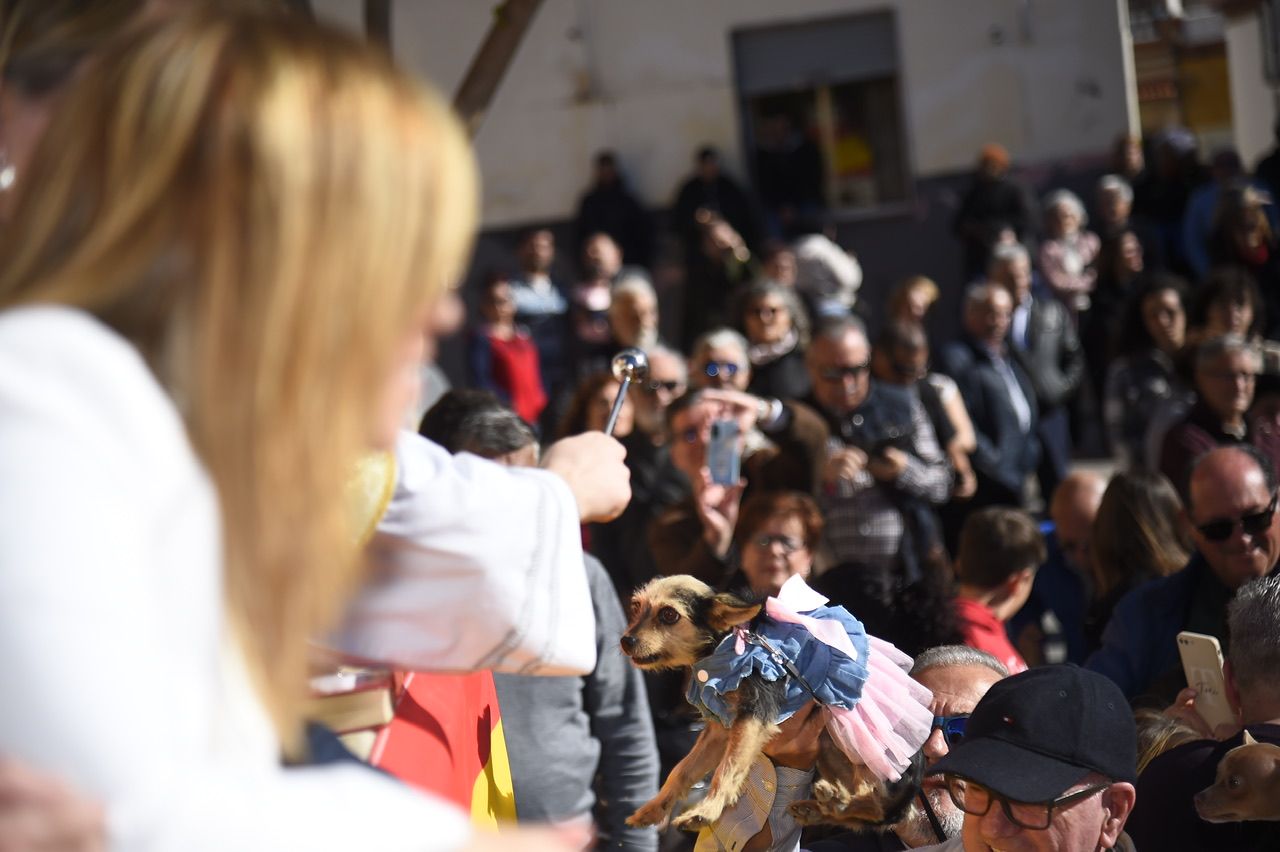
left=1177, top=631, right=1238, bottom=733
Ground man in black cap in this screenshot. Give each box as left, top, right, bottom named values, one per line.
left=921, top=665, right=1138, bottom=852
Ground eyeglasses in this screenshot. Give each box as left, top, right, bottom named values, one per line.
left=818, top=362, right=871, bottom=383
left=753, top=534, right=804, bottom=554
left=647, top=379, right=683, bottom=394
left=704, top=362, right=740, bottom=379
left=932, top=714, right=968, bottom=748
left=1195, top=492, right=1278, bottom=542
left=679, top=427, right=706, bottom=444
left=944, top=777, right=1111, bottom=831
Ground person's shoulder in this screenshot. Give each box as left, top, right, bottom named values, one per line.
left=0, top=305, right=183, bottom=451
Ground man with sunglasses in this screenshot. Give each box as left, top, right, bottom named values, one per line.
left=802, top=317, right=951, bottom=609
left=922, top=666, right=1138, bottom=852
left=1088, top=445, right=1280, bottom=701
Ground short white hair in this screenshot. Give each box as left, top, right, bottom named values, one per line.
left=988, top=242, right=1030, bottom=273
left=910, top=644, right=1009, bottom=679
left=611, top=271, right=656, bottom=305
left=1045, top=188, right=1088, bottom=226
left=1097, top=174, right=1133, bottom=204
left=692, top=327, right=748, bottom=365
left=1228, top=575, right=1280, bottom=700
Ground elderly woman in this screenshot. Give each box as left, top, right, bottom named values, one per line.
left=731, top=491, right=823, bottom=597
left=1039, top=189, right=1101, bottom=314
left=1159, top=334, right=1280, bottom=497
left=737, top=279, right=811, bottom=401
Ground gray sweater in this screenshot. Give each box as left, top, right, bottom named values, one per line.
left=494, top=555, right=659, bottom=850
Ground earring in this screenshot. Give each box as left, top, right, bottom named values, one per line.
left=0, top=149, right=15, bottom=192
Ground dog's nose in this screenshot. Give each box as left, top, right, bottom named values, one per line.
left=620, top=634, right=638, bottom=655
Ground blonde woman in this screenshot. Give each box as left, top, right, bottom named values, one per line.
left=0, top=9, right=620, bottom=852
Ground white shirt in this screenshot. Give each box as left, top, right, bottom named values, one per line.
left=0, top=306, right=586, bottom=850
left=331, top=430, right=596, bottom=676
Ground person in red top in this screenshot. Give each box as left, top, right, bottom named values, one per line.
left=469, top=273, right=547, bottom=425
left=952, top=506, right=1046, bottom=675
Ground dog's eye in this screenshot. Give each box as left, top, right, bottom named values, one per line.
left=658, top=606, right=680, bottom=625
left=1229, top=776, right=1242, bottom=789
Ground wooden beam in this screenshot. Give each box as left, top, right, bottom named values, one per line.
left=364, top=0, right=392, bottom=51
left=452, top=0, right=545, bottom=138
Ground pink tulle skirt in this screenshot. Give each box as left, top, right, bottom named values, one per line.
left=824, top=636, right=935, bottom=782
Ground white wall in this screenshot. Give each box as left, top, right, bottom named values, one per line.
left=1225, top=11, right=1279, bottom=168
left=315, top=0, right=1135, bottom=228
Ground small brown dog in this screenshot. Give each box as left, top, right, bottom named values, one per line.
left=1195, top=731, right=1280, bottom=823
left=619, top=575, right=922, bottom=832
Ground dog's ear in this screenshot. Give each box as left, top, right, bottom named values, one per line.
left=1244, top=730, right=1259, bottom=747
left=707, top=593, right=763, bottom=632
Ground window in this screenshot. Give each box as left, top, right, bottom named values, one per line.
left=732, top=12, right=911, bottom=218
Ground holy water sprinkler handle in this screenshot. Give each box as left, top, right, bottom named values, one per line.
left=604, top=348, right=649, bottom=437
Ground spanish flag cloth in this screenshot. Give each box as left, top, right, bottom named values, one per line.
left=314, top=451, right=516, bottom=827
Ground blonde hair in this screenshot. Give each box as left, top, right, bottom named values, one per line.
left=0, top=9, right=478, bottom=752
left=887, top=275, right=940, bottom=322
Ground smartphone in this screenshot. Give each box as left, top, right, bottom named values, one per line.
left=1177, top=631, right=1237, bottom=731
left=707, top=418, right=741, bottom=486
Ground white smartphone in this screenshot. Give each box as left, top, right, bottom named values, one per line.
left=1177, top=631, right=1237, bottom=732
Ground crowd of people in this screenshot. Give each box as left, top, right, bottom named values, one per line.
left=5, top=2, right=1280, bottom=852
left=448, top=88, right=1280, bottom=852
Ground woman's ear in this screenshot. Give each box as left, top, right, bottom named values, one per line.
left=706, top=593, right=762, bottom=632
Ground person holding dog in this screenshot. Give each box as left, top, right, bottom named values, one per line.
left=704, top=646, right=1010, bottom=852
left=923, top=666, right=1138, bottom=852
left=1125, top=574, right=1280, bottom=851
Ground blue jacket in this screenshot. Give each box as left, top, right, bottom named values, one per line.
left=1085, top=555, right=1206, bottom=698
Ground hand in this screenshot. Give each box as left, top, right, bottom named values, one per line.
left=1164, top=688, right=1217, bottom=739
left=763, top=702, right=827, bottom=770
left=693, top=468, right=744, bottom=558
left=540, top=433, right=631, bottom=523
left=698, top=388, right=764, bottom=433
left=951, top=453, right=977, bottom=499
left=822, top=447, right=867, bottom=489
left=867, top=447, right=909, bottom=483
left=0, top=759, right=105, bottom=852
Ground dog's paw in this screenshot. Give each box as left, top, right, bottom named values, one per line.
left=787, top=799, right=828, bottom=826
left=672, top=801, right=724, bottom=831
left=626, top=799, right=672, bottom=828
left=812, top=778, right=857, bottom=810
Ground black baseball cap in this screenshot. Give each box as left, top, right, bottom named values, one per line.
left=927, top=665, right=1136, bottom=803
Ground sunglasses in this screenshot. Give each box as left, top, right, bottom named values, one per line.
left=1196, top=493, right=1278, bottom=542
left=647, top=379, right=683, bottom=394
left=753, top=534, right=804, bottom=554
left=818, top=362, right=871, bottom=383
left=704, top=362, right=740, bottom=379
left=932, top=714, right=968, bottom=747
